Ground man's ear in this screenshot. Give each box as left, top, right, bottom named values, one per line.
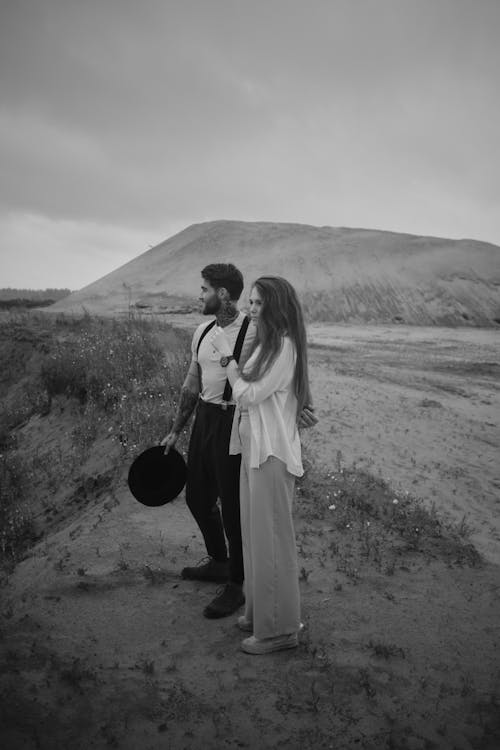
left=217, top=287, right=229, bottom=301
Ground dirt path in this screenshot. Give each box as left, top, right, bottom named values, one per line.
left=2, top=478, right=500, bottom=749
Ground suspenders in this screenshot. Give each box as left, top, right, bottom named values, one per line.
left=222, top=315, right=250, bottom=405
left=196, top=319, right=217, bottom=355
left=196, top=315, right=251, bottom=409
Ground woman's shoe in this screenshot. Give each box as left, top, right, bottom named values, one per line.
left=241, top=633, right=298, bottom=655
left=237, top=616, right=253, bottom=632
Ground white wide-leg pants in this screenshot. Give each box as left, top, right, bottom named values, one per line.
left=239, top=413, right=301, bottom=640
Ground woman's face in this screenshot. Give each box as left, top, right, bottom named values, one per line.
left=249, top=286, right=263, bottom=321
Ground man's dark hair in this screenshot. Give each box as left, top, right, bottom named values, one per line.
left=201, top=263, right=244, bottom=300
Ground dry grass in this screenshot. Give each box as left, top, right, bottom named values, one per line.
left=0, top=311, right=190, bottom=570
left=296, top=450, right=481, bottom=582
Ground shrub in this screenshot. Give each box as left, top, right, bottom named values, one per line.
left=39, top=314, right=188, bottom=412
left=40, top=348, right=88, bottom=402
left=0, top=452, right=36, bottom=567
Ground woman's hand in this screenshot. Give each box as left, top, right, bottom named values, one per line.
left=298, top=406, right=318, bottom=429
left=208, top=327, right=232, bottom=357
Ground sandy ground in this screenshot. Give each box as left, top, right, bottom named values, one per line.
left=1, top=321, right=500, bottom=749
left=2, top=482, right=500, bottom=749
left=303, top=324, right=500, bottom=565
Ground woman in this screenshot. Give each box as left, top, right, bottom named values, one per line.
left=209, top=276, right=311, bottom=654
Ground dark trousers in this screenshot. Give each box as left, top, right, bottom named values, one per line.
left=186, top=400, right=243, bottom=584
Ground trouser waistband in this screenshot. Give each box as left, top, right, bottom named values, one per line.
left=198, top=398, right=236, bottom=413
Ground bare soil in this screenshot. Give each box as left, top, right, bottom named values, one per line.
left=304, top=324, right=500, bottom=565
left=1, top=323, right=499, bottom=750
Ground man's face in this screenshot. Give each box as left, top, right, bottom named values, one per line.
left=199, top=277, right=221, bottom=315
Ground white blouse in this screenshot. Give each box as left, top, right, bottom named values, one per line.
left=229, top=336, right=303, bottom=477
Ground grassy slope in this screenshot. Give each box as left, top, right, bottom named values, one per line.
left=0, top=312, right=499, bottom=749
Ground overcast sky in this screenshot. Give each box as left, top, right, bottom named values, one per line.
left=1, top=0, right=499, bottom=289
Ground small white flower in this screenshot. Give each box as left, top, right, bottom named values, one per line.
left=393, top=499, right=399, bottom=505
left=328, top=504, right=336, bottom=510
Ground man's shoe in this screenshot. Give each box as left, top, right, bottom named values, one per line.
left=241, top=633, right=299, bottom=655
left=237, top=616, right=253, bottom=632
left=204, top=583, right=245, bottom=619
left=181, top=558, right=229, bottom=583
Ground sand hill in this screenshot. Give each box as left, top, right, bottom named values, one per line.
left=50, top=220, right=500, bottom=325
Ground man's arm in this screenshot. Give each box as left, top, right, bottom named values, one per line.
left=161, top=359, right=200, bottom=452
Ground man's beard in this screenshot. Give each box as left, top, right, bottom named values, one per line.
left=202, top=293, right=221, bottom=315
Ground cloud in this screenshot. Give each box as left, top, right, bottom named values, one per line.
left=0, top=0, right=499, bottom=288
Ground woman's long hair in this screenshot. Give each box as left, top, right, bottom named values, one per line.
left=241, top=276, right=312, bottom=415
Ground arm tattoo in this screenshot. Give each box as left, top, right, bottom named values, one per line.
left=171, top=387, right=199, bottom=433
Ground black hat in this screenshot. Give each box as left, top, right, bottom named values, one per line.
left=127, top=446, right=187, bottom=507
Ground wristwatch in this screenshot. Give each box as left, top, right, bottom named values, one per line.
left=220, top=355, right=235, bottom=367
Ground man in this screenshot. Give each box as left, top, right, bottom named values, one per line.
left=162, top=263, right=316, bottom=619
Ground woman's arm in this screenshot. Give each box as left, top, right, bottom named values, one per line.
left=209, top=327, right=295, bottom=406
left=225, top=359, right=240, bottom=387
left=232, top=339, right=295, bottom=407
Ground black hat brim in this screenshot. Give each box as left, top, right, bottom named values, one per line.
left=127, top=446, right=187, bottom=507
